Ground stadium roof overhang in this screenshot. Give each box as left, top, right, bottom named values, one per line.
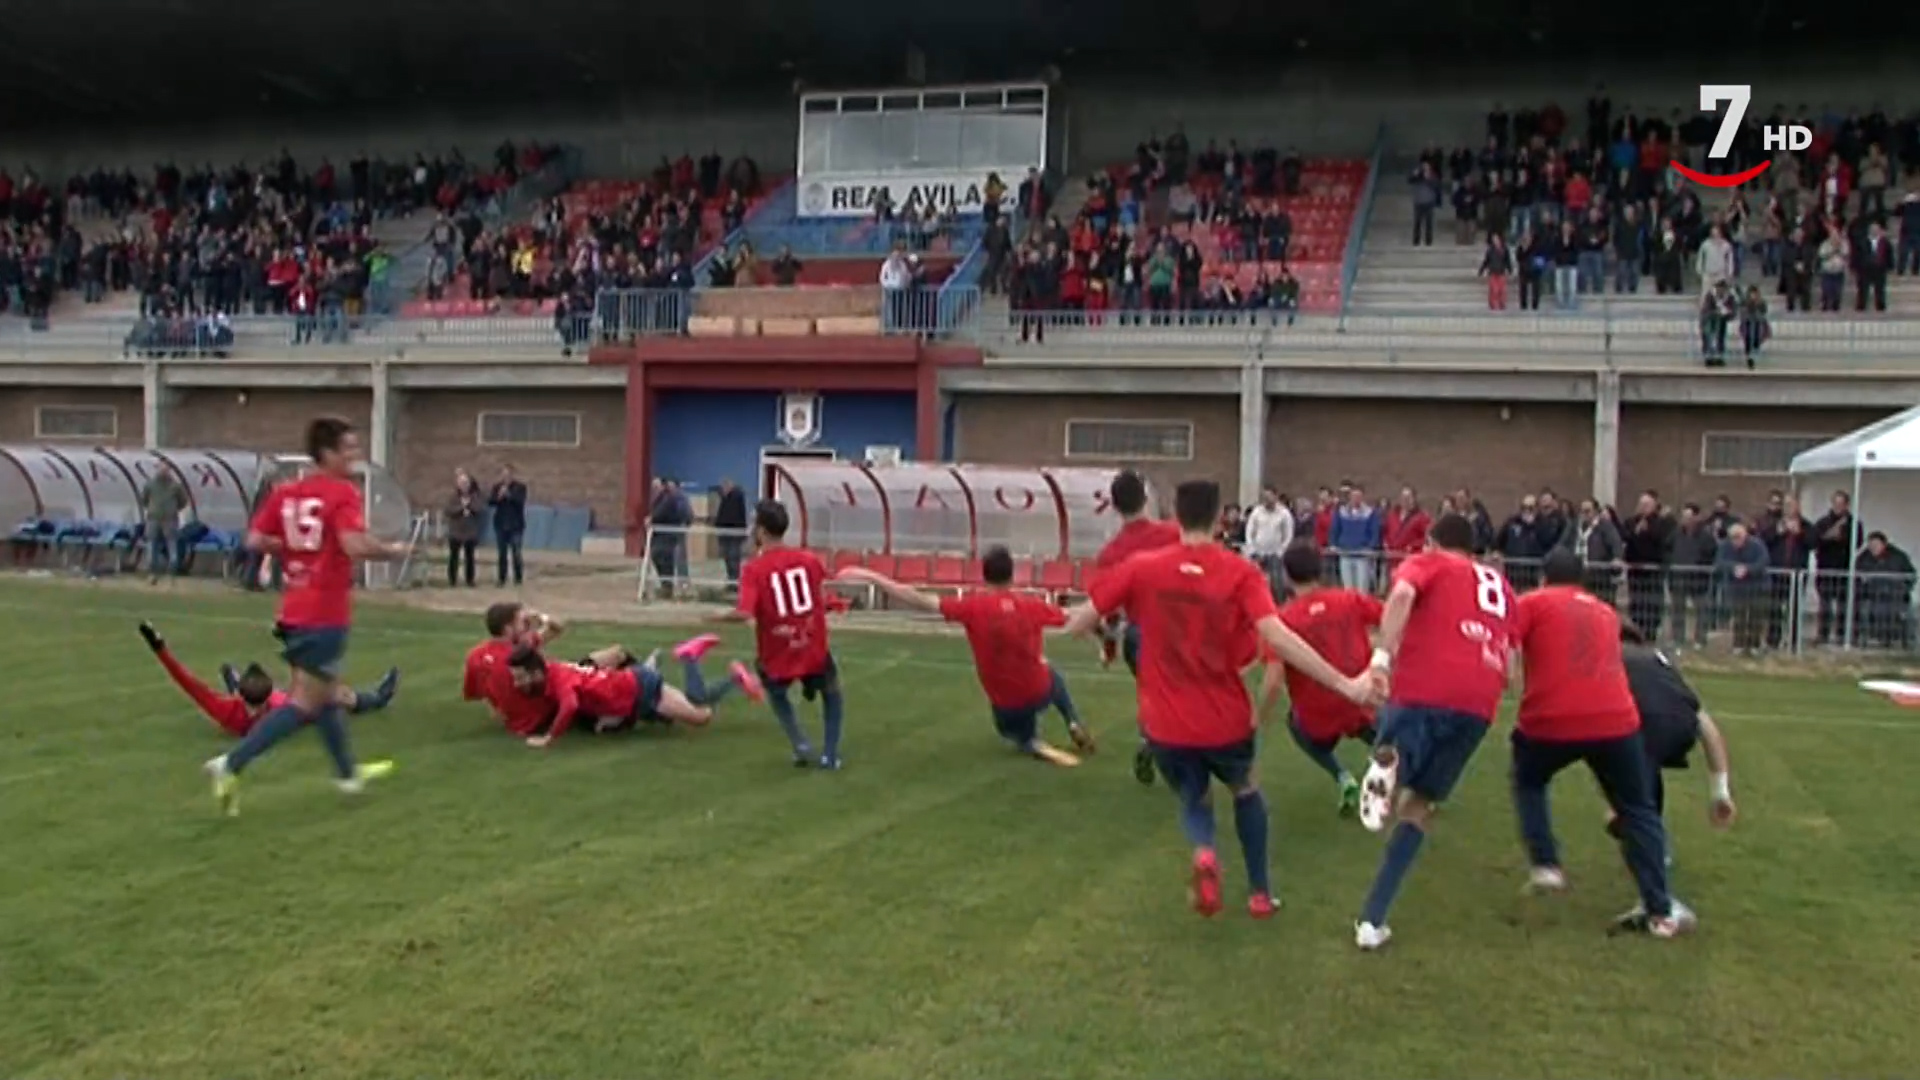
left=1, top=0, right=1855, bottom=133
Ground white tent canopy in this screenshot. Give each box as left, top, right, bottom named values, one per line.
left=1788, top=404, right=1920, bottom=474
left=1789, top=404, right=1920, bottom=586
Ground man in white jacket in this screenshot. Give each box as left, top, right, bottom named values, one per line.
left=1242, top=487, right=1295, bottom=598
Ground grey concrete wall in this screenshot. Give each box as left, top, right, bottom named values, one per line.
left=4, top=54, right=1911, bottom=180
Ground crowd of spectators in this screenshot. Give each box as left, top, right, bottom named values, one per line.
left=1212, top=477, right=1913, bottom=653
left=996, top=136, right=1317, bottom=341
left=1425, top=95, right=1920, bottom=350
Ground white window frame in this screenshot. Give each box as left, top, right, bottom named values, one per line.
left=1063, top=419, right=1195, bottom=462
left=1699, top=430, right=1831, bottom=477
left=35, top=404, right=118, bottom=441
left=476, top=411, right=583, bottom=450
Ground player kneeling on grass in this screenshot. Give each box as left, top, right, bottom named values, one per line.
left=1509, top=549, right=1693, bottom=939
left=510, top=633, right=764, bottom=748
left=140, top=621, right=399, bottom=736
left=1256, top=543, right=1383, bottom=816
left=1608, top=619, right=1736, bottom=930
left=838, top=545, right=1096, bottom=766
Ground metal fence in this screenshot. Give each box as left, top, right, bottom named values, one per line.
left=1280, top=548, right=1915, bottom=655
left=731, top=219, right=987, bottom=258
left=1337, top=123, right=1388, bottom=319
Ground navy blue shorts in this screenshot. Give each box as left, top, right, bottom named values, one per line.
left=632, top=666, right=667, bottom=724
left=1150, top=738, right=1258, bottom=802
left=1288, top=714, right=1377, bottom=756
left=759, top=653, right=839, bottom=697
left=1121, top=623, right=1142, bottom=676
left=1375, top=703, right=1489, bottom=802
left=274, top=623, right=348, bottom=680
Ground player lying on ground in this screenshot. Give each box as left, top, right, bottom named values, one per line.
left=1610, top=619, right=1737, bottom=929
left=1066, top=479, right=1386, bottom=920
left=1088, top=469, right=1182, bottom=786
left=838, top=545, right=1096, bottom=766
left=712, top=500, right=850, bottom=769
left=1256, top=543, right=1383, bottom=817
left=1507, top=549, right=1693, bottom=939
left=139, top=622, right=398, bottom=736
left=204, top=417, right=408, bottom=816
left=463, top=601, right=568, bottom=712
left=1352, top=512, right=1515, bottom=950
left=507, top=633, right=763, bottom=748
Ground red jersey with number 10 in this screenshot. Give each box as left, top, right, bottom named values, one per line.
left=1088, top=541, right=1278, bottom=748
left=1513, top=586, right=1640, bottom=741
left=248, top=473, right=365, bottom=628
left=738, top=545, right=832, bottom=681
left=1387, top=550, right=1515, bottom=722
left=1277, top=588, right=1384, bottom=741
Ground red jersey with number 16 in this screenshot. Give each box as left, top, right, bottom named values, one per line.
left=738, top=545, right=832, bottom=681
left=248, top=474, right=365, bottom=628
left=1088, top=542, right=1278, bottom=749
left=1387, top=550, right=1515, bottom=722
left=1513, top=586, right=1640, bottom=742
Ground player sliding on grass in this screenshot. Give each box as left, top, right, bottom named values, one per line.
left=1256, top=543, right=1383, bottom=816
left=1087, top=469, right=1182, bottom=786
left=838, top=545, right=1096, bottom=766
left=463, top=601, right=567, bottom=710
left=508, top=633, right=763, bottom=747
left=203, top=417, right=408, bottom=816
left=1067, top=479, right=1385, bottom=919
left=140, top=621, right=398, bottom=736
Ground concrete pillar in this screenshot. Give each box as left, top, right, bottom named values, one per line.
left=142, top=359, right=165, bottom=449
left=1593, top=369, right=1621, bottom=507
left=369, top=360, right=394, bottom=469
left=1237, top=360, right=1266, bottom=507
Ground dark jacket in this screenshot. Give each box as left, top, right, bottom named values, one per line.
left=446, top=484, right=484, bottom=543
left=488, top=479, right=528, bottom=535
left=1622, top=511, right=1674, bottom=567
left=1669, top=522, right=1717, bottom=591
left=1811, top=511, right=1860, bottom=571
left=712, top=486, right=749, bottom=531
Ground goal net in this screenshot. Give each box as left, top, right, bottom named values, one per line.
left=637, top=460, right=1149, bottom=606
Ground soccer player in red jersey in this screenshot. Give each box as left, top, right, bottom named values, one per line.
left=1511, top=550, right=1693, bottom=938
left=1067, top=480, right=1385, bottom=919
left=139, top=621, right=398, bottom=736
left=838, top=545, right=1095, bottom=766
left=463, top=602, right=565, bottom=707
left=715, top=500, right=846, bottom=768
left=202, top=417, right=408, bottom=816
left=505, top=633, right=763, bottom=745
left=1267, top=543, right=1384, bottom=816
left=1088, top=469, right=1182, bottom=784
left=1353, top=512, right=1515, bottom=950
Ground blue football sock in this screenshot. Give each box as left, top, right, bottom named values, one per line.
left=1047, top=667, right=1082, bottom=729
left=767, top=686, right=810, bottom=754
left=312, top=703, right=357, bottom=780
left=349, top=668, right=400, bottom=715
left=1360, top=821, right=1427, bottom=927
left=680, top=659, right=734, bottom=707
left=821, top=688, right=845, bottom=761
left=1286, top=719, right=1352, bottom=785
left=1177, top=793, right=1218, bottom=850
left=1233, top=789, right=1272, bottom=895
left=226, top=702, right=307, bottom=774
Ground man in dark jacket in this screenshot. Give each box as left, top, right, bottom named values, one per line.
left=1811, top=490, right=1861, bottom=645
left=1854, top=531, right=1916, bottom=648
left=1715, top=521, right=1772, bottom=655
left=488, top=464, right=528, bottom=586
left=1498, top=494, right=1548, bottom=591
left=1667, top=504, right=1717, bottom=649
left=648, top=477, right=693, bottom=597
left=1754, top=491, right=1811, bottom=648
left=1622, top=491, right=1675, bottom=640
left=711, top=478, right=750, bottom=585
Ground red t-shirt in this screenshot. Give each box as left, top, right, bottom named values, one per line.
left=1513, top=586, right=1640, bottom=742
left=1277, top=588, right=1384, bottom=741
left=1093, top=518, right=1182, bottom=576
left=485, top=662, right=558, bottom=737
left=248, top=474, right=364, bottom=628
left=543, top=662, right=640, bottom=740
left=1387, top=550, right=1515, bottom=722
left=463, top=639, right=512, bottom=701
left=156, top=647, right=285, bottom=736
left=737, top=546, right=833, bottom=682
left=939, top=589, right=1067, bottom=708
left=1088, top=542, right=1278, bottom=749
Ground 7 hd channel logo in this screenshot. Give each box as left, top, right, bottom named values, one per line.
left=1670, top=85, right=1811, bottom=189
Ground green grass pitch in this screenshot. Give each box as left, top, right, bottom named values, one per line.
left=0, top=578, right=1914, bottom=1080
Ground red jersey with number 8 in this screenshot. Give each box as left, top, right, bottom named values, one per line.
left=1386, top=550, right=1515, bottom=722
left=248, top=474, right=365, bottom=628
left=738, top=545, right=833, bottom=681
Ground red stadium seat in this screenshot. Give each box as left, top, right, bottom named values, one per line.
left=864, top=553, right=897, bottom=578
left=1038, top=558, right=1076, bottom=591
left=894, top=554, right=932, bottom=584
left=931, top=555, right=967, bottom=587
left=830, top=549, right=865, bottom=574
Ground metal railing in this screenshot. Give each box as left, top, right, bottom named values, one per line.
left=694, top=176, right=798, bottom=286
left=1338, top=122, right=1389, bottom=319
left=731, top=219, right=987, bottom=258
left=0, top=312, right=597, bottom=358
